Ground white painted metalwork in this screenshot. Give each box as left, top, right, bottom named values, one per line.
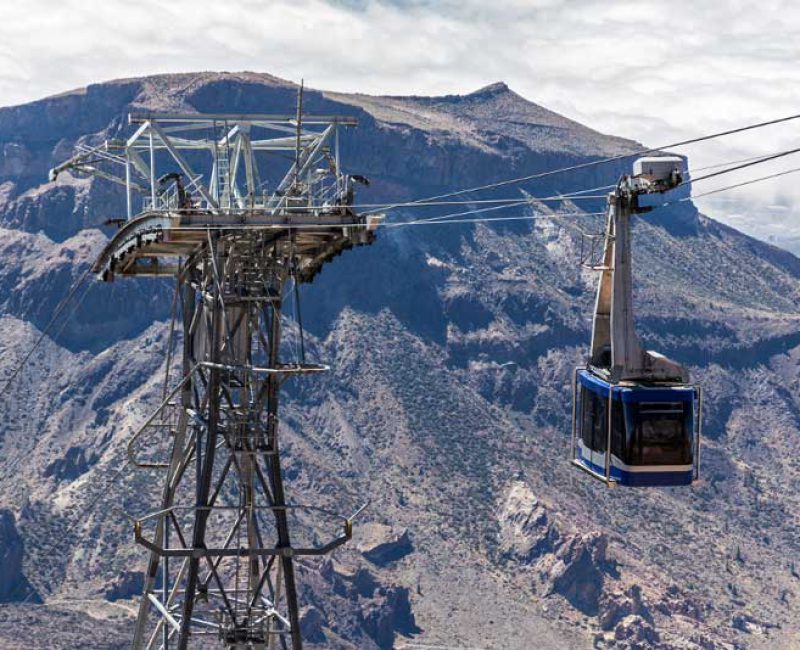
left=50, top=112, right=359, bottom=221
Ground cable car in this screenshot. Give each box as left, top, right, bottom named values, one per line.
left=571, top=156, right=702, bottom=487
left=572, top=370, right=700, bottom=486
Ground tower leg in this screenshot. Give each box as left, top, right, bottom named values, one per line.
left=131, top=241, right=307, bottom=650
left=263, top=290, right=303, bottom=650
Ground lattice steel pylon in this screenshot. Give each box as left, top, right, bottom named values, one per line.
left=51, top=105, right=381, bottom=649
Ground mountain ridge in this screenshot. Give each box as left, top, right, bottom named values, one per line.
left=0, top=72, right=799, bottom=649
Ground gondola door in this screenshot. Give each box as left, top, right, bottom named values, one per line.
left=575, top=375, right=612, bottom=480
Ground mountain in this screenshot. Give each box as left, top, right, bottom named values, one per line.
left=1, top=71, right=800, bottom=649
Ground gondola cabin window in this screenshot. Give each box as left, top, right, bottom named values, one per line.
left=627, top=401, right=693, bottom=466
left=580, top=387, right=606, bottom=453
left=579, top=387, right=625, bottom=458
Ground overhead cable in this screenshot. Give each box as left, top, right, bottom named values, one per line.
left=0, top=267, right=93, bottom=396
left=364, top=110, right=800, bottom=214
left=683, top=145, right=800, bottom=187
left=691, top=166, right=800, bottom=200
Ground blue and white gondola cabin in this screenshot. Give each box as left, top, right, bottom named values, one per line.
left=573, top=370, right=699, bottom=486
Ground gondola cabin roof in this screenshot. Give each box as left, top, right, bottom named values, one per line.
left=577, top=368, right=695, bottom=402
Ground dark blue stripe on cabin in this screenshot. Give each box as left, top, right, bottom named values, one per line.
left=575, top=453, right=693, bottom=487
left=576, top=369, right=694, bottom=403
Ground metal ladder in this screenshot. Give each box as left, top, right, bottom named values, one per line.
left=216, top=140, right=231, bottom=209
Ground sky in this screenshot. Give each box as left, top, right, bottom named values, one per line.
left=2, top=0, right=800, bottom=249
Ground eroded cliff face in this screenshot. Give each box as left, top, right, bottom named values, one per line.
left=0, top=509, right=40, bottom=604
left=1, top=72, right=800, bottom=648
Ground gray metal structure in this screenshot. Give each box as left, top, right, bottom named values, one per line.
left=51, top=107, right=381, bottom=649
left=588, top=156, right=690, bottom=384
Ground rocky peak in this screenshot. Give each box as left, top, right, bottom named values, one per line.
left=469, top=81, right=511, bottom=96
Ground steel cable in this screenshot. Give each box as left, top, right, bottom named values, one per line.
left=360, top=110, right=800, bottom=214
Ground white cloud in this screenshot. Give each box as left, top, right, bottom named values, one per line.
left=1, top=0, right=800, bottom=248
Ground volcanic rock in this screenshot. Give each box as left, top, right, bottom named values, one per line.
left=356, top=522, right=414, bottom=566
left=498, top=481, right=559, bottom=562
left=543, top=531, right=609, bottom=615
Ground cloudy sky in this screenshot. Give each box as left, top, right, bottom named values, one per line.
left=2, top=0, right=799, bottom=249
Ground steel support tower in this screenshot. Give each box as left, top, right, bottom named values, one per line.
left=52, top=106, right=380, bottom=649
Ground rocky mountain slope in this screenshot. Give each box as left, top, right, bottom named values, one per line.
left=1, top=72, right=800, bottom=649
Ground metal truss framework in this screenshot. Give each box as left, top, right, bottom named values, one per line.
left=52, top=108, right=380, bottom=649
left=52, top=110, right=360, bottom=216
